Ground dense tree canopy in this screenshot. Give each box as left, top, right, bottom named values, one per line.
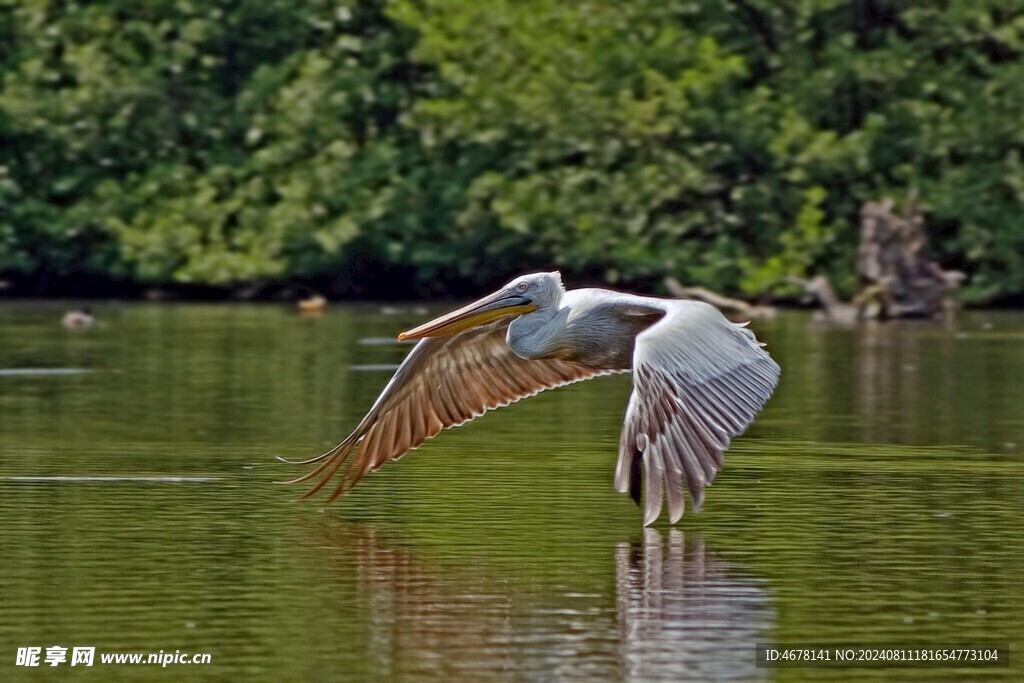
left=0, top=1, right=1020, bottom=300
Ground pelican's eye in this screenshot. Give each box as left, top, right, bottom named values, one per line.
left=516, top=282, right=529, bottom=292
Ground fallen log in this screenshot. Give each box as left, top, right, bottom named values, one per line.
left=663, top=278, right=776, bottom=319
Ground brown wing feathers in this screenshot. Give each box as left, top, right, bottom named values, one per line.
left=284, top=320, right=616, bottom=505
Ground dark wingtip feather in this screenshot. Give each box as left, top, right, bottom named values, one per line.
left=629, top=453, right=643, bottom=506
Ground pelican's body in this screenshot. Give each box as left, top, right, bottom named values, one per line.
left=285, top=272, right=780, bottom=525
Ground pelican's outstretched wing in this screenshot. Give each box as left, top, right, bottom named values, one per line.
left=614, top=301, right=780, bottom=525
left=284, top=319, right=621, bottom=504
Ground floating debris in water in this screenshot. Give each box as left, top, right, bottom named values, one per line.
left=62, top=308, right=95, bottom=329
left=297, top=295, right=327, bottom=314
left=380, top=306, right=428, bottom=316
left=0, top=368, right=94, bottom=377
left=358, top=337, right=410, bottom=346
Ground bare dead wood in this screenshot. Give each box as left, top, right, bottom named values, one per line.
left=855, top=190, right=962, bottom=319
left=783, top=276, right=858, bottom=324
left=784, top=190, right=962, bottom=322
left=666, top=191, right=960, bottom=323
left=663, top=278, right=776, bottom=319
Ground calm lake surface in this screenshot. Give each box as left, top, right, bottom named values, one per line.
left=1, top=301, right=1022, bottom=681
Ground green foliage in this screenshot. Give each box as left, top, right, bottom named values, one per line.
left=0, top=0, right=1021, bottom=299
left=741, top=186, right=839, bottom=294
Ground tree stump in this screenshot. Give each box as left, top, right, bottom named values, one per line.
left=854, top=192, right=963, bottom=319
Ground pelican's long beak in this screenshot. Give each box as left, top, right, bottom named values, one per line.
left=398, top=288, right=538, bottom=341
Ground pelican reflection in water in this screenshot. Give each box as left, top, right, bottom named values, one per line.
left=303, top=522, right=772, bottom=681
left=284, top=272, right=780, bottom=524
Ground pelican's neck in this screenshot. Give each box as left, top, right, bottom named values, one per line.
left=506, top=296, right=563, bottom=360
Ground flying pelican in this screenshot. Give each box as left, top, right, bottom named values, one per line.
left=283, top=272, right=780, bottom=525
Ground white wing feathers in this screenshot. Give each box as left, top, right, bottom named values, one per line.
left=614, top=301, right=780, bottom=525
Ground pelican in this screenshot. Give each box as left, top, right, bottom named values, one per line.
left=283, top=272, right=780, bottom=525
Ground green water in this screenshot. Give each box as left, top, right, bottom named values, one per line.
left=1, top=302, right=1022, bottom=681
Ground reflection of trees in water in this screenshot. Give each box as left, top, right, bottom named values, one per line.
left=852, top=319, right=970, bottom=446
left=309, top=521, right=517, bottom=681
left=855, top=320, right=923, bottom=444
left=802, top=312, right=1022, bottom=450
left=616, top=529, right=773, bottom=682
left=306, top=522, right=772, bottom=682
left=361, top=534, right=516, bottom=680
left=799, top=314, right=1002, bottom=447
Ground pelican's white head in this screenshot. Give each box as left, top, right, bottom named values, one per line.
left=504, top=271, right=564, bottom=310
left=397, top=271, right=564, bottom=341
